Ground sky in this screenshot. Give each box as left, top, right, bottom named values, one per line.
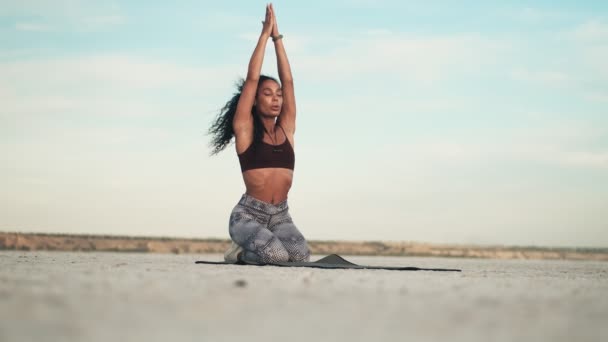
left=1, top=0, right=607, bottom=247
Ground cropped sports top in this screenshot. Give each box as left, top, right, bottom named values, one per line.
left=238, top=125, right=295, bottom=172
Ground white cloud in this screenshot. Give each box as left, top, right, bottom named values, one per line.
left=560, top=21, right=608, bottom=78
left=292, top=31, right=508, bottom=84
left=0, top=54, right=240, bottom=121
left=511, top=20, right=608, bottom=92
left=510, top=68, right=571, bottom=86
left=580, top=45, right=608, bottom=79
left=83, top=14, right=123, bottom=26
left=238, top=32, right=315, bottom=55
left=555, top=151, right=608, bottom=168
left=2, top=0, right=125, bottom=32
left=503, top=144, right=608, bottom=169
left=365, top=28, right=393, bottom=36
left=1, top=53, right=237, bottom=91
left=517, top=7, right=567, bottom=23
left=373, top=122, right=608, bottom=169
left=336, top=0, right=385, bottom=8
left=585, top=92, right=608, bottom=102
left=15, top=22, right=54, bottom=32
left=76, top=14, right=125, bottom=31
left=198, top=11, right=259, bottom=31
left=13, top=16, right=124, bottom=32
left=568, top=20, right=608, bottom=43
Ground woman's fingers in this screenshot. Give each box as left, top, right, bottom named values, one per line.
left=261, top=3, right=274, bottom=35
left=269, top=3, right=278, bottom=35
left=268, top=5, right=274, bottom=23
left=268, top=4, right=274, bottom=26
left=273, top=4, right=279, bottom=24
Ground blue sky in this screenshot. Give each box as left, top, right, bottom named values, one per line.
left=1, top=1, right=607, bottom=247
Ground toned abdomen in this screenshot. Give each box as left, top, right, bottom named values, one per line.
left=242, top=168, right=294, bottom=204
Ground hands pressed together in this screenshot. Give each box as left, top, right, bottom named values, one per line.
left=261, top=3, right=282, bottom=41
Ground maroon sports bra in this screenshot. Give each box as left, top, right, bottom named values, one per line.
left=237, top=125, right=295, bottom=172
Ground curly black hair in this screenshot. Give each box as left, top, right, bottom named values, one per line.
left=208, top=75, right=280, bottom=155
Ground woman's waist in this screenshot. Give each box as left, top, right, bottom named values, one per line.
left=237, top=193, right=289, bottom=215
left=241, top=168, right=292, bottom=204
left=243, top=188, right=289, bottom=205
left=242, top=168, right=292, bottom=191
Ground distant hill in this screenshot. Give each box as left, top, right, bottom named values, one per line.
left=1, top=232, right=607, bottom=261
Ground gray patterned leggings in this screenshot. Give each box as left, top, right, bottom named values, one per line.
left=228, top=194, right=310, bottom=264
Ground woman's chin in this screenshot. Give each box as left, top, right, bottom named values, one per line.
left=258, top=108, right=281, bottom=118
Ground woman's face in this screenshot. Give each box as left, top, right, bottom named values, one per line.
left=255, top=80, right=283, bottom=117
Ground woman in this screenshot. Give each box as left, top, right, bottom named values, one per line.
left=209, top=4, right=310, bottom=264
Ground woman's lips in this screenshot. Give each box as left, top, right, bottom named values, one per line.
left=271, top=106, right=280, bottom=111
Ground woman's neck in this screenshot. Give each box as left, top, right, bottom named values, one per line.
left=260, top=116, right=277, bottom=134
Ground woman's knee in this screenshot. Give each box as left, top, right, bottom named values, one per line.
left=273, top=223, right=310, bottom=262
left=229, top=218, right=263, bottom=247
left=260, top=239, right=290, bottom=263
left=290, top=242, right=310, bottom=262
left=234, top=226, right=290, bottom=264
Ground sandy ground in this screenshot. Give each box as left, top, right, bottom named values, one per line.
left=1, top=251, right=607, bottom=342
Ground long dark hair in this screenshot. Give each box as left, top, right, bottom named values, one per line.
left=208, top=75, right=280, bottom=155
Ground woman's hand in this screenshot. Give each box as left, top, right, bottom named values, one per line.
left=261, top=4, right=274, bottom=37
left=270, top=3, right=280, bottom=38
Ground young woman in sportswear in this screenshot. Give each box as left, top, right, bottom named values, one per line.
left=209, top=4, right=310, bottom=264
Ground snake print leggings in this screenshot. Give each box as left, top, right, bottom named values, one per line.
left=228, top=194, right=310, bottom=264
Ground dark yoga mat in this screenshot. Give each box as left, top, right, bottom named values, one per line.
left=195, top=254, right=461, bottom=272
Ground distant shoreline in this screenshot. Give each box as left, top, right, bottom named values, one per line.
left=1, top=231, right=607, bottom=261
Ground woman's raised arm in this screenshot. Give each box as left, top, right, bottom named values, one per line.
left=270, top=4, right=296, bottom=135
left=233, top=5, right=274, bottom=153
